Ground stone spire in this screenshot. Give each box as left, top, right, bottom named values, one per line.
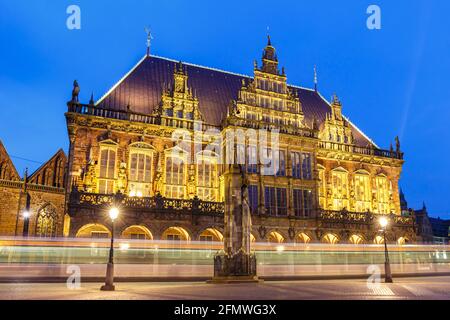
left=261, top=35, right=279, bottom=75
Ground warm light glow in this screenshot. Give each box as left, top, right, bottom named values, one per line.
left=23, top=210, right=30, bottom=219
left=276, top=245, right=285, bottom=252
left=136, top=191, right=143, bottom=197
left=379, top=217, right=389, bottom=228
left=119, top=243, right=130, bottom=250
left=129, top=190, right=136, bottom=197
left=109, top=207, right=119, bottom=221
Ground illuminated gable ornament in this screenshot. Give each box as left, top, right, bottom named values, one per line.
left=319, top=94, right=354, bottom=145
left=160, top=61, right=203, bottom=121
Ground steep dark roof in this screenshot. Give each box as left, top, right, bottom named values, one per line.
left=97, top=55, right=374, bottom=147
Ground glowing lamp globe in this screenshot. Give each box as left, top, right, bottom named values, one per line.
left=379, top=217, right=389, bottom=229
left=109, top=208, right=120, bottom=221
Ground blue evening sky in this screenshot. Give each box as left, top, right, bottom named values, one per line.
left=0, top=0, right=449, bottom=218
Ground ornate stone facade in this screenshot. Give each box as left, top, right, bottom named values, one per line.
left=61, top=37, right=415, bottom=245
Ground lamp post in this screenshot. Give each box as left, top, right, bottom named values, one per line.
left=100, top=207, right=119, bottom=291
left=22, top=193, right=31, bottom=237
left=379, top=216, right=393, bottom=283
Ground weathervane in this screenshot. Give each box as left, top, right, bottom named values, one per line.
left=145, top=27, right=153, bottom=56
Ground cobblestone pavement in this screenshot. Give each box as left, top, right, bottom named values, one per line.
left=0, top=277, right=449, bottom=300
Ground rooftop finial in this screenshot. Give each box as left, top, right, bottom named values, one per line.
left=145, top=27, right=153, bottom=56
left=89, top=93, right=95, bottom=105
left=266, top=26, right=271, bottom=46
left=314, top=65, right=318, bottom=91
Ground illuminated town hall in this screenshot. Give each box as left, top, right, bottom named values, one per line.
left=0, top=37, right=416, bottom=244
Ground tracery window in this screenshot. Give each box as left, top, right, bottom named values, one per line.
left=376, top=175, right=390, bottom=214
left=354, top=172, right=371, bottom=212
left=331, top=169, right=349, bottom=210
left=128, top=144, right=153, bottom=197
left=98, top=144, right=117, bottom=194
left=165, top=155, right=185, bottom=199
left=196, top=156, right=218, bottom=201
left=35, top=205, right=57, bottom=238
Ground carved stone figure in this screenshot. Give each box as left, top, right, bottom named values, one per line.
left=72, top=80, right=80, bottom=102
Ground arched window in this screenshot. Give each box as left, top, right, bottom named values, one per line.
left=322, top=233, right=339, bottom=244
left=128, top=143, right=154, bottom=197
left=374, top=235, right=384, bottom=244
left=196, top=154, right=218, bottom=201
left=375, top=175, right=390, bottom=214
left=296, top=232, right=311, bottom=244
left=267, top=231, right=285, bottom=243
left=165, top=155, right=185, bottom=199
left=349, top=234, right=364, bottom=245
left=354, top=171, right=371, bottom=212
left=331, top=168, right=349, bottom=210
left=35, top=204, right=57, bottom=238
left=98, top=141, right=117, bottom=194
left=162, top=227, right=191, bottom=241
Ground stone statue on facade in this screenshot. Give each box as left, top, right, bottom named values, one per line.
left=72, top=80, right=80, bottom=103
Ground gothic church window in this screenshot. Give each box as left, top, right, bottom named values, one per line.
left=35, top=204, right=57, bottom=238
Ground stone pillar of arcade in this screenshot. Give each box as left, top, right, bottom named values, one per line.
left=209, top=164, right=260, bottom=283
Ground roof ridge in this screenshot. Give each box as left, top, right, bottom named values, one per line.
left=96, top=53, right=318, bottom=107
left=96, top=54, right=148, bottom=106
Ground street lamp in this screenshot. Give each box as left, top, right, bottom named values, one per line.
left=22, top=210, right=31, bottom=237
left=379, top=216, right=393, bottom=283
left=100, top=207, right=120, bottom=291
left=22, top=192, right=31, bottom=237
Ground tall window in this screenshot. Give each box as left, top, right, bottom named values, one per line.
left=376, top=176, right=390, bottom=214
left=165, top=156, right=185, bottom=199
left=265, top=187, right=287, bottom=216
left=354, top=173, right=371, bottom=212
left=293, top=189, right=313, bottom=217
left=128, top=147, right=153, bottom=197
left=98, top=146, right=116, bottom=194
left=248, top=185, right=258, bottom=214
left=331, top=169, right=348, bottom=210
left=301, top=153, right=312, bottom=179
left=291, top=152, right=312, bottom=180
left=263, top=149, right=285, bottom=176
left=318, top=167, right=326, bottom=208
left=35, top=205, right=57, bottom=238
left=197, top=157, right=218, bottom=201
left=246, top=145, right=258, bottom=174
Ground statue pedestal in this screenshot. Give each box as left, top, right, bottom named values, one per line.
left=208, top=251, right=262, bottom=284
